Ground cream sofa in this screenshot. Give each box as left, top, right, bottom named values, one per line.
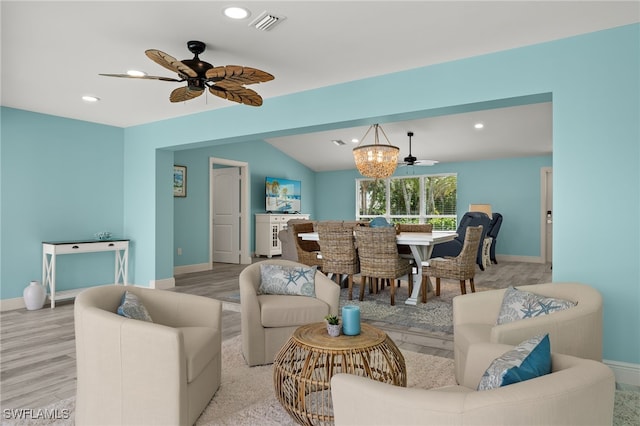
left=453, top=282, right=602, bottom=384
left=240, top=259, right=340, bottom=366
left=74, top=285, right=222, bottom=426
left=331, top=342, right=615, bottom=425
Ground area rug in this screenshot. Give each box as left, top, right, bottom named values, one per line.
left=4, top=335, right=637, bottom=426
left=2, top=336, right=453, bottom=426
left=216, top=278, right=504, bottom=335
left=338, top=282, right=455, bottom=334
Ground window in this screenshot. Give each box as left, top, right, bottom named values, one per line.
left=356, top=173, right=457, bottom=230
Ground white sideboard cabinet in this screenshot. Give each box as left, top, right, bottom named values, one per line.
left=255, top=213, right=309, bottom=257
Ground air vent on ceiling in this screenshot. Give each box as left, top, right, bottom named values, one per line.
left=249, top=11, right=286, bottom=31
left=332, top=139, right=346, bottom=146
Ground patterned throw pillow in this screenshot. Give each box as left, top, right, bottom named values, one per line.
left=258, top=264, right=317, bottom=297
left=117, top=291, right=153, bottom=322
left=477, top=334, right=551, bottom=390
left=496, top=286, right=576, bottom=325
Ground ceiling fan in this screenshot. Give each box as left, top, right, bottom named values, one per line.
left=399, top=131, right=439, bottom=166
left=100, top=40, right=274, bottom=107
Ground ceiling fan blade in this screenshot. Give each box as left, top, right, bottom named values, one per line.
left=99, top=73, right=182, bottom=82
left=169, top=86, right=204, bottom=103
left=209, top=83, right=263, bottom=107
left=205, top=65, right=274, bottom=85
left=400, top=159, right=439, bottom=166
left=145, top=49, right=197, bottom=78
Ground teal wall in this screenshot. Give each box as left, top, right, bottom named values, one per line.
left=315, top=155, right=552, bottom=257
left=172, top=142, right=549, bottom=267
left=0, top=25, right=638, bottom=365
left=173, top=140, right=316, bottom=266
left=121, top=24, right=638, bottom=364
left=0, top=108, right=124, bottom=298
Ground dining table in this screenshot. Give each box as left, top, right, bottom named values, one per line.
left=298, top=230, right=458, bottom=305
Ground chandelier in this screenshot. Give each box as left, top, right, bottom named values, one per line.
left=353, top=124, right=400, bottom=179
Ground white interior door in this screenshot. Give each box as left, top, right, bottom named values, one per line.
left=212, top=167, right=240, bottom=264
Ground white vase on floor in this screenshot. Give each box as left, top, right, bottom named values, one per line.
left=23, top=281, right=46, bottom=310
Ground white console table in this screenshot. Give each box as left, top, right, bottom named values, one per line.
left=42, top=239, right=129, bottom=308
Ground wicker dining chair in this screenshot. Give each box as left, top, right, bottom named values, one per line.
left=290, top=222, right=324, bottom=269
left=420, top=225, right=483, bottom=302
left=354, top=226, right=413, bottom=306
left=396, top=223, right=433, bottom=256
left=317, top=222, right=360, bottom=299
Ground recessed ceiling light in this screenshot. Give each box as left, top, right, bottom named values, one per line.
left=126, top=69, right=147, bottom=77
left=223, top=6, right=250, bottom=20
left=351, top=138, right=359, bottom=143
left=82, top=95, right=100, bottom=103
left=474, top=123, right=484, bottom=129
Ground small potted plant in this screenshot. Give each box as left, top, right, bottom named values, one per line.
left=324, top=315, right=341, bottom=337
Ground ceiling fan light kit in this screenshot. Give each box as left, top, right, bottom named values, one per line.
left=400, top=131, right=439, bottom=167
left=353, top=124, right=400, bottom=179
left=100, top=41, right=274, bottom=107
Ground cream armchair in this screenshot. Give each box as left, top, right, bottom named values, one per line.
left=453, top=282, right=602, bottom=384
left=240, top=259, right=340, bottom=366
left=331, top=342, right=615, bottom=426
left=74, top=285, right=222, bottom=426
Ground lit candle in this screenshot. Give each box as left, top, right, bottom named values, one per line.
left=342, top=305, right=361, bottom=336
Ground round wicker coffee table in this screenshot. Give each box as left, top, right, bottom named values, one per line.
left=273, top=322, right=406, bottom=425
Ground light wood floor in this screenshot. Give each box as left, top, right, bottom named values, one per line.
left=0, top=259, right=551, bottom=411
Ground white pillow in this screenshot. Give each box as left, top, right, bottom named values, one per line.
left=497, top=286, right=575, bottom=325
left=258, top=264, right=316, bottom=297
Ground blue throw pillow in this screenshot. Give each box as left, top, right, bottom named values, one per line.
left=258, top=264, right=316, bottom=297
left=369, top=217, right=392, bottom=228
left=496, top=286, right=576, bottom=325
left=117, top=291, right=153, bottom=322
left=477, top=334, right=551, bottom=390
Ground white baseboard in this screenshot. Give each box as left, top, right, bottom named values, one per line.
left=150, top=277, right=175, bottom=290
left=0, top=297, right=29, bottom=312
left=0, top=283, right=137, bottom=312
left=495, top=255, right=544, bottom=264
left=604, top=359, right=640, bottom=387
left=174, top=262, right=212, bottom=275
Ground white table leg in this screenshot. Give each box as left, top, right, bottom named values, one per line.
left=42, top=253, right=56, bottom=309
left=405, top=245, right=434, bottom=305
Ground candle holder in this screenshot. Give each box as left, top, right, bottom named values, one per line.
left=341, top=305, right=361, bottom=336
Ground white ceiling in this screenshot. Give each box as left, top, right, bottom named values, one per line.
left=2, top=1, right=638, bottom=171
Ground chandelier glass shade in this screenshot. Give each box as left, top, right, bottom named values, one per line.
left=352, top=124, right=400, bottom=179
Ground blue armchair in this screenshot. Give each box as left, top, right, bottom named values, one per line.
left=486, top=213, right=503, bottom=264
left=430, top=212, right=491, bottom=270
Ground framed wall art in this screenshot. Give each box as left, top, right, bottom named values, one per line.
left=173, top=165, right=187, bottom=197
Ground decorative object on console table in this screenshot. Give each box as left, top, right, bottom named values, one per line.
left=173, top=165, right=187, bottom=197
left=23, top=280, right=46, bottom=310
left=342, top=305, right=361, bottom=335
left=325, top=315, right=341, bottom=337
left=95, top=231, right=112, bottom=241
